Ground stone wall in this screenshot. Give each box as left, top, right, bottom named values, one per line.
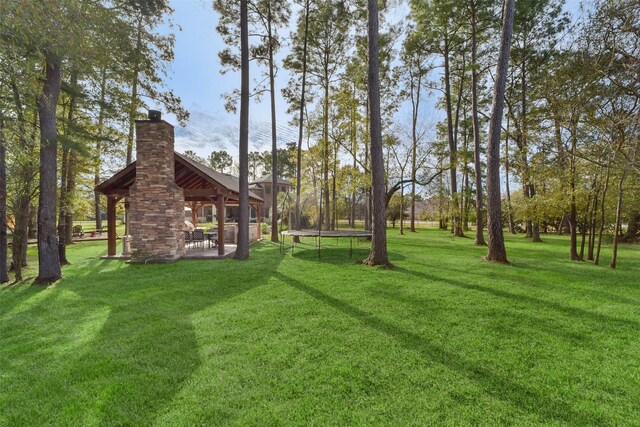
left=129, top=118, right=185, bottom=263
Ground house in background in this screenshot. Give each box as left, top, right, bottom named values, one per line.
left=249, top=174, right=292, bottom=221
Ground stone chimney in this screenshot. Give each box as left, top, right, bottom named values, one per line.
left=129, top=111, right=185, bottom=262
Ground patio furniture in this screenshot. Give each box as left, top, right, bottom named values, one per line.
left=184, top=230, right=193, bottom=248
left=192, top=229, right=206, bottom=249
left=72, top=225, right=84, bottom=238
left=205, top=231, right=218, bottom=248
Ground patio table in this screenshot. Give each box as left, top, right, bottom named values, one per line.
left=204, top=232, right=218, bottom=248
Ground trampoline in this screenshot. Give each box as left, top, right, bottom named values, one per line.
left=280, top=229, right=372, bottom=258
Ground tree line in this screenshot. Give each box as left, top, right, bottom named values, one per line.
left=0, top=0, right=637, bottom=281
left=0, top=0, right=186, bottom=283
left=224, top=0, right=639, bottom=267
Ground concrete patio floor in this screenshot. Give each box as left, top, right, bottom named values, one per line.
left=182, top=243, right=237, bottom=259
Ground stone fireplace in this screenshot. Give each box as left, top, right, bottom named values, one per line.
left=128, top=112, right=185, bottom=263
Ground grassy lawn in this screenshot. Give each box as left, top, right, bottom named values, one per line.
left=1, top=228, right=640, bottom=425
left=73, top=220, right=126, bottom=237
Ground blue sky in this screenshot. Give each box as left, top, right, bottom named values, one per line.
left=159, top=0, right=298, bottom=157
left=159, top=0, right=582, bottom=160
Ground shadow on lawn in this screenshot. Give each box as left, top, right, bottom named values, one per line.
left=287, top=245, right=406, bottom=264
left=0, top=278, right=47, bottom=314
left=404, top=258, right=640, bottom=307
left=393, top=266, right=639, bottom=330
left=0, top=247, right=283, bottom=425
left=274, top=270, right=603, bottom=425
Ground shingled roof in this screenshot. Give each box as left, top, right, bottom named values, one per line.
left=96, top=152, right=263, bottom=203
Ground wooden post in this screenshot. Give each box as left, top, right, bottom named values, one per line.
left=217, top=196, right=225, bottom=256
left=191, top=201, right=198, bottom=228
left=107, top=196, right=117, bottom=256
left=257, top=204, right=262, bottom=240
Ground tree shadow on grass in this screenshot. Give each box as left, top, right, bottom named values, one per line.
left=393, top=266, right=640, bottom=330
left=404, top=258, right=640, bottom=307
left=363, top=281, right=593, bottom=346
left=0, top=248, right=283, bottom=426
left=0, top=278, right=49, bottom=315
left=285, top=241, right=406, bottom=265
left=273, top=270, right=603, bottom=425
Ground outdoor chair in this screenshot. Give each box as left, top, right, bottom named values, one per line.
left=184, top=230, right=193, bottom=248
left=192, top=229, right=206, bottom=249
left=72, top=225, right=84, bottom=238
left=205, top=228, right=218, bottom=248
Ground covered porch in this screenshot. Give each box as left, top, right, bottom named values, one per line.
left=96, top=151, right=263, bottom=261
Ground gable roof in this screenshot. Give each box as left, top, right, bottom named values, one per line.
left=96, top=152, right=263, bottom=203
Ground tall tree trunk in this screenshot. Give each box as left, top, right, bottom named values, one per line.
left=485, top=0, right=515, bottom=263
left=295, top=0, right=310, bottom=234
left=65, top=151, right=77, bottom=244
left=610, top=168, right=627, bottom=269
left=65, top=71, right=79, bottom=246
left=94, top=67, right=107, bottom=231
left=471, top=3, right=485, bottom=245
left=443, top=34, right=461, bottom=237
left=124, top=16, right=143, bottom=237
left=624, top=212, right=639, bottom=242
left=438, top=156, right=446, bottom=229
left=58, top=146, right=70, bottom=264
left=579, top=178, right=596, bottom=261
left=126, top=16, right=142, bottom=165
left=519, top=34, right=541, bottom=243
left=587, top=177, right=600, bottom=261
left=58, top=71, right=77, bottom=265
left=579, top=222, right=587, bottom=260
left=351, top=96, right=357, bottom=228
left=453, top=57, right=466, bottom=236
left=399, top=169, right=405, bottom=235
left=268, top=4, right=279, bottom=243
left=36, top=55, right=62, bottom=284
left=461, top=113, right=470, bottom=231
left=504, top=114, right=516, bottom=234
left=0, top=114, right=8, bottom=283
left=8, top=75, right=34, bottom=280
left=528, top=182, right=542, bottom=242
left=409, top=66, right=421, bottom=232
left=332, top=141, right=337, bottom=230
left=364, top=101, right=371, bottom=231
left=11, top=196, right=30, bottom=281
left=322, top=81, right=330, bottom=229
left=364, top=0, right=389, bottom=266
left=235, top=0, right=250, bottom=260
left=569, top=121, right=580, bottom=260
left=595, top=161, right=611, bottom=265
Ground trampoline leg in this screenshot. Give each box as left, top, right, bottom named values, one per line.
left=350, top=238, right=353, bottom=258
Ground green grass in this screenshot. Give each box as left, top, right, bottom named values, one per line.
left=1, top=229, right=640, bottom=425
left=73, top=220, right=126, bottom=237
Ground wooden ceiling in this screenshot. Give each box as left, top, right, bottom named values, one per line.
left=95, top=154, right=263, bottom=205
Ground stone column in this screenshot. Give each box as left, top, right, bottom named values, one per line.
left=129, top=114, right=185, bottom=263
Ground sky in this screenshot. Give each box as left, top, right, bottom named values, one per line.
left=158, top=0, right=299, bottom=158
left=158, top=0, right=583, bottom=160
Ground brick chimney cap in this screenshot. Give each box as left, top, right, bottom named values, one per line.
left=148, top=110, right=162, bottom=121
